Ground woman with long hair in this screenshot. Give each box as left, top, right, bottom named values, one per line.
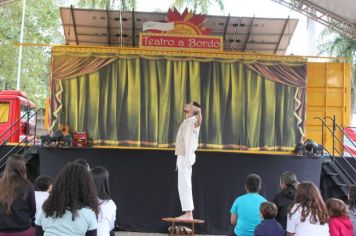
left=0, top=155, right=36, bottom=236
left=91, top=166, right=117, bottom=236
left=348, top=185, right=356, bottom=236
left=35, top=162, right=99, bottom=236
left=287, top=181, right=329, bottom=236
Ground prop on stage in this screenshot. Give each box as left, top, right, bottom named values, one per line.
left=294, top=139, right=323, bottom=156
left=162, top=217, right=205, bottom=236
left=40, top=124, right=92, bottom=147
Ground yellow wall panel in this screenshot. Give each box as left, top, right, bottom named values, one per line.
left=327, top=63, right=345, bottom=88
left=306, top=62, right=351, bottom=156
left=325, top=88, right=344, bottom=107
left=345, top=63, right=351, bottom=126
left=305, top=107, right=326, bottom=126
left=306, top=88, right=326, bottom=106
left=307, top=130, right=323, bottom=144
left=307, top=63, right=326, bottom=87
left=326, top=107, right=344, bottom=122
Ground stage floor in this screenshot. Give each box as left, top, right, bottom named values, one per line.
left=36, top=146, right=322, bottom=234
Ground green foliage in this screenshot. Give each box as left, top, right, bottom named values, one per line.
left=172, top=0, right=224, bottom=14
left=77, top=0, right=136, bottom=10
left=318, top=28, right=356, bottom=112
left=0, top=0, right=63, bottom=108
left=318, top=28, right=356, bottom=60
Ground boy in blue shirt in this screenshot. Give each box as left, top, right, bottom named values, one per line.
left=230, top=173, right=267, bottom=236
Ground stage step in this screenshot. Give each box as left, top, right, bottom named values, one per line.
left=322, top=158, right=353, bottom=196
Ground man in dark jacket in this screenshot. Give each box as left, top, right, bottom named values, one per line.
left=272, top=171, right=298, bottom=230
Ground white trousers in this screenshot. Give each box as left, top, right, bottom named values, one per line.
left=177, top=156, right=194, bottom=211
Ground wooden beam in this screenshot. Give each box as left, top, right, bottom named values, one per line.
left=132, top=8, right=136, bottom=47
left=274, top=16, right=290, bottom=54
left=106, top=7, right=111, bottom=46
left=223, top=14, right=230, bottom=42
left=243, top=16, right=254, bottom=52
left=70, top=5, right=79, bottom=45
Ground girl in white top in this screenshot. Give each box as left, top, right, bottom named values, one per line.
left=91, top=166, right=117, bottom=236
left=34, top=175, right=52, bottom=220
left=287, top=181, right=329, bottom=236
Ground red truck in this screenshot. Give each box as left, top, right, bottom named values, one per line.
left=0, top=90, right=36, bottom=144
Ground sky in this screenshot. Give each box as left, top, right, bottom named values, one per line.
left=134, top=0, right=325, bottom=56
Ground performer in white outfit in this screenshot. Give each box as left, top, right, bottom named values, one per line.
left=175, top=101, right=202, bottom=220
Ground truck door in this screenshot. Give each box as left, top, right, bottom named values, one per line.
left=0, top=100, right=17, bottom=143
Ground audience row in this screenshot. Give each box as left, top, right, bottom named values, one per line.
left=0, top=155, right=116, bottom=236
left=230, top=172, right=356, bottom=236
left=2, top=154, right=355, bottom=236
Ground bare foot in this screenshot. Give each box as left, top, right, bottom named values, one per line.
left=175, top=212, right=193, bottom=220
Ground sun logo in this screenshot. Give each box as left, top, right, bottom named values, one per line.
left=151, top=7, right=212, bottom=36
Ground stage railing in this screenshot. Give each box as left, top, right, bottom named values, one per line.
left=314, top=116, right=356, bottom=185
left=0, top=109, right=40, bottom=170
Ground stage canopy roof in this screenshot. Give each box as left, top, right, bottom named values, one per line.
left=272, top=0, right=356, bottom=39
left=60, top=7, right=298, bottom=55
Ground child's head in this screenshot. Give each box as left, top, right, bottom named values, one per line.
left=2, top=154, right=27, bottom=181
left=91, top=166, right=111, bottom=200
left=245, top=173, right=261, bottom=193
left=280, top=171, right=298, bottom=189
left=35, top=175, right=52, bottom=192
left=348, top=185, right=356, bottom=209
left=292, top=181, right=328, bottom=224
left=43, top=162, right=98, bottom=219
left=74, top=159, right=90, bottom=170
left=295, top=181, right=322, bottom=203
left=327, top=198, right=349, bottom=218
left=0, top=155, right=28, bottom=215
left=260, top=202, right=278, bottom=219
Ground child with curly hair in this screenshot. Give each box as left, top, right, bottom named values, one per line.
left=35, top=162, right=99, bottom=236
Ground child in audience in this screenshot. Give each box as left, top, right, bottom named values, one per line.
left=0, top=155, right=36, bottom=236
left=35, top=162, right=98, bottom=236
left=287, top=182, right=329, bottom=236
left=327, top=198, right=354, bottom=236
left=273, top=171, right=298, bottom=229
left=348, top=185, right=356, bottom=236
left=230, top=173, right=267, bottom=236
left=34, top=175, right=52, bottom=219
left=91, top=166, right=117, bottom=236
left=74, top=158, right=90, bottom=170
left=254, top=202, right=285, bottom=236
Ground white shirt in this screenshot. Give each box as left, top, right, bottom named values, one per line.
left=287, top=204, right=329, bottom=236
left=35, top=191, right=50, bottom=219
left=175, top=116, right=200, bottom=166
left=97, top=199, right=117, bottom=236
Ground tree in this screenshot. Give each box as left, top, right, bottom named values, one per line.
left=0, top=0, right=63, bottom=107
left=318, top=28, right=356, bottom=112
left=77, top=0, right=136, bottom=10
left=172, top=0, right=224, bottom=14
